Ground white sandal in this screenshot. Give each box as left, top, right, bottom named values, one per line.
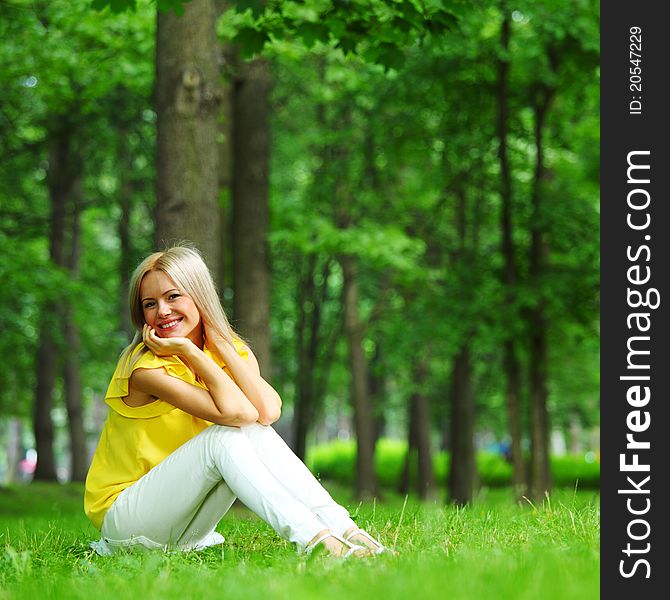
left=343, top=528, right=389, bottom=555
left=305, top=531, right=367, bottom=559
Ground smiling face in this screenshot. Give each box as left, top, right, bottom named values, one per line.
left=140, top=270, right=203, bottom=348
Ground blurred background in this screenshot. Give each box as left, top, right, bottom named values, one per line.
left=0, top=0, right=599, bottom=504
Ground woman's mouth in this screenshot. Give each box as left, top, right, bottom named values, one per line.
left=157, top=318, right=183, bottom=331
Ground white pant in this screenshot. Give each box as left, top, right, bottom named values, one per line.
left=97, top=423, right=356, bottom=554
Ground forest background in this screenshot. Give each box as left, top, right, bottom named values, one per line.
left=0, top=0, right=599, bottom=505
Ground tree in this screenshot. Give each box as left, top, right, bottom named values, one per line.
left=33, top=115, right=80, bottom=481
left=63, top=188, right=88, bottom=481
left=511, top=0, right=599, bottom=500
left=496, top=2, right=526, bottom=496
left=155, top=0, right=222, bottom=273
left=1, top=0, right=156, bottom=480
left=398, top=358, right=435, bottom=499
left=230, top=53, right=273, bottom=375
left=0, top=0, right=600, bottom=498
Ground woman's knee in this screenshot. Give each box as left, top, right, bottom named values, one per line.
left=205, top=424, right=248, bottom=450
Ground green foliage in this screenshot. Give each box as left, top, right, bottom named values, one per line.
left=550, top=454, right=600, bottom=490
left=93, top=0, right=460, bottom=67
left=91, top=0, right=137, bottom=13
left=1, top=0, right=599, bottom=475
left=244, top=0, right=460, bottom=66
left=91, top=0, right=188, bottom=14
left=0, top=482, right=599, bottom=599
left=308, top=439, right=600, bottom=489
left=269, top=0, right=599, bottom=440
left=0, top=1, right=155, bottom=419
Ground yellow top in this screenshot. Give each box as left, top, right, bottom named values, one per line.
left=84, top=339, right=248, bottom=530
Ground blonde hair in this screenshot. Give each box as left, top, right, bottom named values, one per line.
left=119, top=244, right=242, bottom=374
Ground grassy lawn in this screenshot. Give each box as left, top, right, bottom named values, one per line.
left=0, top=482, right=599, bottom=599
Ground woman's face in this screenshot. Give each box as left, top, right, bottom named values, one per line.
left=140, top=270, right=203, bottom=348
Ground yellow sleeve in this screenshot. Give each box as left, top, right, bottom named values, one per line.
left=232, top=337, right=250, bottom=360
left=104, top=339, right=249, bottom=419
left=104, top=344, right=198, bottom=419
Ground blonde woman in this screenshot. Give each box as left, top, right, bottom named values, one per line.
left=84, top=245, right=388, bottom=558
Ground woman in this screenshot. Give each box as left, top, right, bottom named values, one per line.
left=84, top=245, right=387, bottom=558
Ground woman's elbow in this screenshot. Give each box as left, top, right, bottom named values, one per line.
left=214, top=402, right=258, bottom=426
left=258, top=404, right=282, bottom=426
left=241, top=405, right=260, bottom=424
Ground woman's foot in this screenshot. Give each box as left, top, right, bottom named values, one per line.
left=343, top=527, right=391, bottom=555
left=306, top=529, right=372, bottom=558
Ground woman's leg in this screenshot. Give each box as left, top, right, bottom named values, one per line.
left=239, top=423, right=357, bottom=537
left=174, top=481, right=236, bottom=550
left=102, top=425, right=328, bottom=552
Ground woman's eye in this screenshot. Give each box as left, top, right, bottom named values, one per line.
left=143, top=302, right=155, bottom=309
left=169, top=293, right=180, bottom=300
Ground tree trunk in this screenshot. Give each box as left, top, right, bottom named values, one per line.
left=443, top=185, right=478, bottom=505
left=399, top=358, right=434, bottom=499
left=231, top=55, right=273, bottom=377
left=447, top=344, right=476, bottom=505
left=414, top=364, right=434, bottom=499
left=118, top=132, right=134, bottom=341
left=528, top=85, right=555, bottom=501
left=5, top=418, right=23, bottom=483
left=33, top=331, right=58, bottom=481
left=504, top=340, right=525, bottom=493
left=293, top=254, right=318, bottom=460
left=368, top=342, right=386, bottom=445
left=292, top=256, right=332, bottom=455
left=63, top=189, right=88, bottom=481
left=399, top=397, right=417, bottom=496
left=340, top=255, right=377, bottom=499
left=216, top=0, right=234, bottom=298
left=496, top=3, right=526, bottom=494
left=33, top=120, right=74, bottom=481
left=155, top=0, right=222, bottom=275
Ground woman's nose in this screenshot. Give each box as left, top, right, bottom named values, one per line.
left=157, top=301, right=171, bottom=317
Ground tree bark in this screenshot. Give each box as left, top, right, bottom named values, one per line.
left=368, top=342, right=386, bottom=446
left=399, top=358, right=434, bottom=499
left=5, top=418, right=23, bottom=483
left=33, top=119, right=74, bottom=481
left=231, top=56, right=273, bottom=377
left=414, top=362, right=434, bottom=499
left=155, top=0, right=222, bottom=275
left=447, top=344, right=476, bottom=505
left=528, top=81, right=555, bottom=501
left=118, top=132, right=134, bottom=341
left=399, top=396, right=417, bottom=496
left=216, top=0, right=234, bottom=299
left=340, top=255, right=377, bottom=499
left=293, top=254, right=318, bottom=460
left=503, top=340, right=525, bottom=492
left=33, top=331, right=58, bottom=481
left=496, top=3, right=526, bottom=495
left=63, top=188, right=88, bottom=482
left=447, top=188, right=477, bottom=505
left=291, top=256, right=331, bottom=457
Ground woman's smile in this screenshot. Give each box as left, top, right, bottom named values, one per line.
left=140, top=270, right=203, bottom=348
left=157, top=317, right=183, bottom=331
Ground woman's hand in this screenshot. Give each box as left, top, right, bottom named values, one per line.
left=142, top=324, right=192, bottom=357
left=203, top=321, right=229, bottom=348
left=203, top=321, right=238, bottom=359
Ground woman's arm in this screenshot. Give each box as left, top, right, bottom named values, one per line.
left=208, top=335, right=282, bottom=426
left=133, top=325, right=259, bottom=426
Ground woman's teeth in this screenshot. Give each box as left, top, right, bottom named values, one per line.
left=159, top=319, right=182, bottom=330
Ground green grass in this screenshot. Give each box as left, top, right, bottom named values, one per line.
left=0, top=482, right=599, bottom=600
